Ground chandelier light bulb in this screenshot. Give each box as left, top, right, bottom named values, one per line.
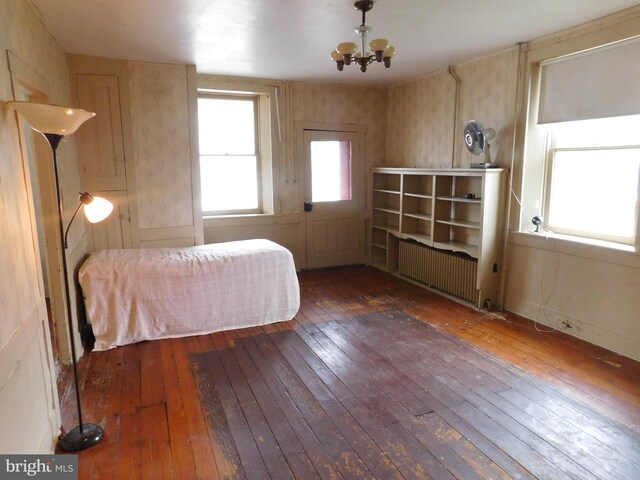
left=330, top=50, right=345, bottom=71
left=369, top=38, right=389, bottom=52
left=337, top=42, right=358, bottom=55
left=383, top=45, right=396, bottom=68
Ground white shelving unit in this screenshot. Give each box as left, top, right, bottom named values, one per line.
left=371, top=167, right=506, bottom=307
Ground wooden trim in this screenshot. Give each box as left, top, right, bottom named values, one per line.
left=509, top=231, right=639, bottom=268
left=295, top=120, right=367, bottom=133
left=527, top=7, right=640, bottom=62
left=139, top=225, right=198, bottom=242
left=187, top=65, right=204, bottom=245
left=7, top=50, right=49, bottom=94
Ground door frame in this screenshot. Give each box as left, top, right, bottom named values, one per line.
left=295, top=121, right=367, bottom=269
left=8, top=50, right=74, bottom=364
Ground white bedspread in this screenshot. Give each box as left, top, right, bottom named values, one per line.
left=79, top=239, right=300, bottom=351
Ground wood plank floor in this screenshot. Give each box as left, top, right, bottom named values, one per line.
left=58, top=266, right=640, bottom=479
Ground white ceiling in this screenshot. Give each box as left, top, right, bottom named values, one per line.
left=31, top=0, right=640, bottom=86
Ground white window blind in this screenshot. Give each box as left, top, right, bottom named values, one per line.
left=538, top=36, right=640, bottom=124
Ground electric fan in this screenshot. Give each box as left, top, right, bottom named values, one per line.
left=464, top=120, right=496, bottom=168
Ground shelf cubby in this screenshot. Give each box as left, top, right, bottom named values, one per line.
left=370, top=167, right=506, bottom=308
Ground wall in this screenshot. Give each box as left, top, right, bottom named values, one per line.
left=386, top=48, right=519, bottom=169
left=203, top=80, right=388, bottom=268
left=385, top=12, right=640, bottom=362
left=504, top=8, right=640, bottom=362
left=505, top=234, right=640, bottom=361
left=0, top=0, right=82, bottom=452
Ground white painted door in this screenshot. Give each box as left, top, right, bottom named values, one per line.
left=303, top=130, right=365, bottom=268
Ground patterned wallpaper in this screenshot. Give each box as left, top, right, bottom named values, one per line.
left=293, top=82, right=388, bottom=168
left=130, top=62, right=194, bottom=230
left=387, top=72, right=455, bottom=168
left=387, top=48, right=519, bottom=169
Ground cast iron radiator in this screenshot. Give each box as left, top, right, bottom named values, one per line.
left=398, top=240, right=478, bottom=304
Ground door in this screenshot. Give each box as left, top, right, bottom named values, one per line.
left=75, top=74, right=127, bottom=191
left=303, top=130, right=365, bottom=268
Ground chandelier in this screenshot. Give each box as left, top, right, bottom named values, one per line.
left=331, top=0, right=396, bottom=73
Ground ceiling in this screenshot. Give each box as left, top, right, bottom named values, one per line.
left=31, top=0, right=640, bottom=86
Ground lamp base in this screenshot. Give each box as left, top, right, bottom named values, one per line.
left=58, top=423, right=104, bottom=452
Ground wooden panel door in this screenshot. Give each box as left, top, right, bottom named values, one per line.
left=76, top=74, right=127, bottom=191
left=304, top=130, right=365, bottom=268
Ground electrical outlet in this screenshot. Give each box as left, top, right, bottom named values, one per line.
left=557, top=314, right=572, bottom=329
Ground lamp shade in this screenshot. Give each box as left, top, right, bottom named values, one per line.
left=7, top=101, right=95, bottom=135
left=383, top=46, right=396, bottom=58
left=337, top=42, right=358, bottom=55
left=369, top=38, right=389, bottom=52
left=83, top=196, right=113, bottom=223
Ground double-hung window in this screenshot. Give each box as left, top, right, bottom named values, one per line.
left=523, top=36, right=640, bottom=249
left=198, top=94, right=261, bottom=214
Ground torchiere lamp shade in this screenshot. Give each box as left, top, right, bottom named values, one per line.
left=7, top=101, right=95, bottom=135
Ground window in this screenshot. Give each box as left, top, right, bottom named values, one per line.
left=543, top=116, right=640, bottom=245
left=521, top=36, right=640, bottom=249
left=196, top=79, right=277, bottom=217
left=198, top=95, right=260, bottom=214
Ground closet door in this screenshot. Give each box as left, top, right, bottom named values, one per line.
left=75, top=74, right=127, bottom=191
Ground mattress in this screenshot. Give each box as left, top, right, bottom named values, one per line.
left=79, top=239, right=300, bottom=351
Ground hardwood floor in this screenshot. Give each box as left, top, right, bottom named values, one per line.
left=58, top=266, right=640, bottom=479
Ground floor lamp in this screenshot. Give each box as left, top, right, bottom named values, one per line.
left=7, top=101, right=113, bottom=452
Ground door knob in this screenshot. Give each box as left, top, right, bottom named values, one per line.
left=304, top=202, right=313, bottom=212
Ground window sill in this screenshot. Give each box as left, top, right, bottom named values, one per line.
left=509, top=231, right=638, bottom=268
left=203, top=213, right=301, bottom=228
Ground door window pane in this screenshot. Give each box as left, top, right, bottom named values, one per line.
left=310, top=140, right=352, bottom=202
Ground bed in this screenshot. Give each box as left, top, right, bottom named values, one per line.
left=78, top=239, right=300, bottom=351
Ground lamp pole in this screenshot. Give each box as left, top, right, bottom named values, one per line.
left=47, top=133, right=104, bottom=452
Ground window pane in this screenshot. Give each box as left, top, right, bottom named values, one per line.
left=552, top=114, right=640, bottom=148
left=200, top=155, right=258, bottom=212
left=310, top=140, right=352, bottom=202
left=548, top=149, right=640, bottom=239
left=198, top=97, right=255, bottom=155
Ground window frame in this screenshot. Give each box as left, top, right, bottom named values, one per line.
left=198, top=92, right=263, bottom=216
left=196, top=76, right=279, bottom=219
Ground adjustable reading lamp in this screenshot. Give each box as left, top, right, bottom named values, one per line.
left=7, top=101, right=113, bottom=452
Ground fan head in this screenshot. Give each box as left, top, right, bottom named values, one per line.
left=464, top=120, right=495, bottom=156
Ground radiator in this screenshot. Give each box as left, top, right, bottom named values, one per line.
left=398, top=240, right=478, bottom=304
